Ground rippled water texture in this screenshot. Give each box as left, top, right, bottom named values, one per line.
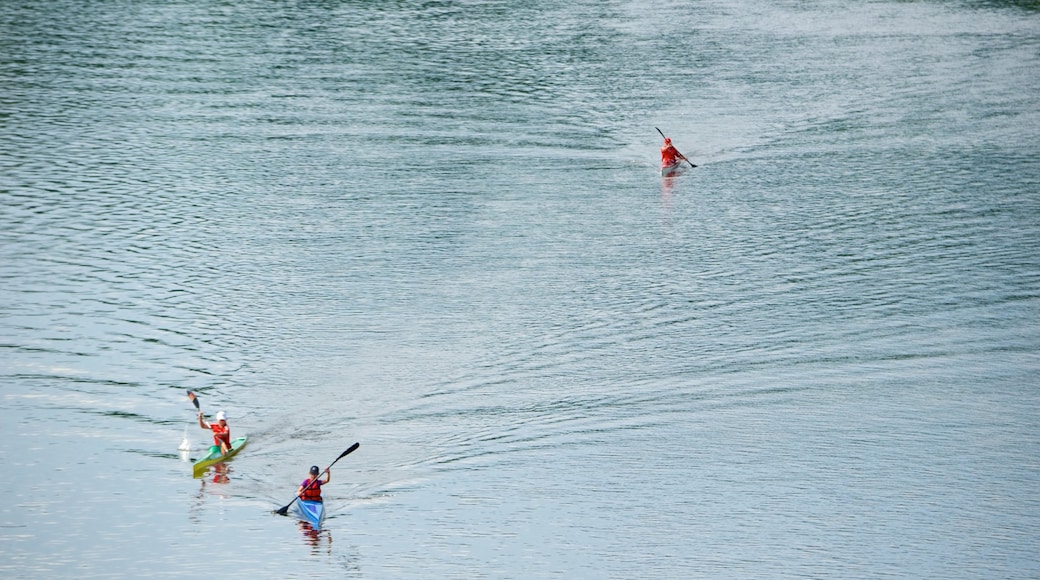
left=2, top=0, right=1039, bottom=577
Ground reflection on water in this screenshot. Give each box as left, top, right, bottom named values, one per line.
left=187, top=465, right=233, bottom=525
left=207, top=463, right=230, bottom=485
left=660, top=175, right=678, bottom=208
left=297, top=520, right=332, bottom=556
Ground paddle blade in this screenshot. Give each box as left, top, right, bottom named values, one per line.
left=187, top=391, right=199, bottom=409
left=274, top=505, right=290, bottom=516
left=338, top=442, right=360, bottom=460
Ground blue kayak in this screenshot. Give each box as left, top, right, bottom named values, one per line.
left=295, top=499, right=325, bottom=529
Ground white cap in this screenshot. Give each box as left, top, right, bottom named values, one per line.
left=215, top=411, right=227, bottom=421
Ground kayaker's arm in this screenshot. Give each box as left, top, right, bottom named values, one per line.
left=677, top=151, right=697, bottom=168
left=323, top=469, right=331, bottom=484
left=197, top=411, right=210, bottom=429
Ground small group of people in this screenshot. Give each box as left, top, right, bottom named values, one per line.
left=197, top=408, right=331, bottom=501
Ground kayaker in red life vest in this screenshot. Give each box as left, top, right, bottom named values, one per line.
left=661, top=136, right=695, bottom=169
left=197, top=410, right=232, bottom=455
left=297, top=465, right=330, bottom=502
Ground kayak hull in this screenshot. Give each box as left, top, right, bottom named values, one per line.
left=192, top=435, right=248, bottom=477
left=661, top=160, right=685, bottom=176
left=295, top=499, right=325, bottom=529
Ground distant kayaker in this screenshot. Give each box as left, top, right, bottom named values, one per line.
left=661, top=136, right=695, bottom=169
left=197, top=410, right=232, bottom=455
left=297, top=465, right=331, bottom=503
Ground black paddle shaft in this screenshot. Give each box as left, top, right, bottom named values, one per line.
left=275, top=442, right=360, bottom=516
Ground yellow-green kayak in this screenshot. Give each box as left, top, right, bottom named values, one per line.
left=192, top=435, right=248, bottom=477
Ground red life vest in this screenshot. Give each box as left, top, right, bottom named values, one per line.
left=300, top=478, right=323, bottom=502
left=661, top=144, right=680, bottom=167
left=210, top=423, right=231, bottom=448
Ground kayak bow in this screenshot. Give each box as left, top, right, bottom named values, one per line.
left=295, top=499, right=325, bottom=529
left=192, top=435, right=248, bottom=477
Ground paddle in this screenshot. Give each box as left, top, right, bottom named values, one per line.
left=274, top=442, right=361, bottom=516
left=655, top=127, right=697, bottom=168
left=187, top=390, right=201, bottom=412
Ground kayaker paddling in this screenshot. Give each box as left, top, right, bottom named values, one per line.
left=297, top=465, right=331, bottom=503
left=660, top=136, right=695, bottom=170
left=655, top=127, right=697, bottom=175
left=198, top=409, right=232, bottom=455
left=274, top=443, right=358, bottom=518
left=186, top=392, right=247, bottom=476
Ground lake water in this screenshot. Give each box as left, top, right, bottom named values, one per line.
left=2, top=0, right=1039, bottom=577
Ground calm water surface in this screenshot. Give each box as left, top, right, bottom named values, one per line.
left=2, top=0, right=1039, bottom=577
